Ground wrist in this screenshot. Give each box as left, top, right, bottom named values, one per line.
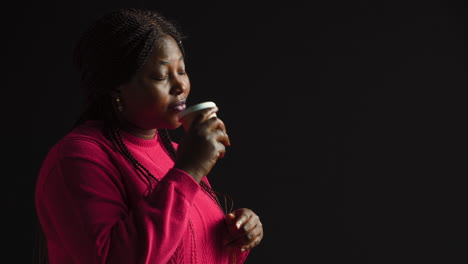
left=173, top=164, right=203, bottom=183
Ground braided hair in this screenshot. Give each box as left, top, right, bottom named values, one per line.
left=72, top=8, right=186, bottom=128
left=34, top=8, right=232, bottom=264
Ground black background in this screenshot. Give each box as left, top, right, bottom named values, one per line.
left=8, top=0, right=468, bottom=263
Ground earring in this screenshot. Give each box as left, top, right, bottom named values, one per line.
left=116, top=97, right=123, bottom=112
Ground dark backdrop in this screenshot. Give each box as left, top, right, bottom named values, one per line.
left=8, top=0, right=468, bottom=263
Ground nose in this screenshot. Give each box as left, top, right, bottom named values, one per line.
left=170, top=75, right=188, bottom=95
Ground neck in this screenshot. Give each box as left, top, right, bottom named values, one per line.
left=120, top=121, right=157, bottom=140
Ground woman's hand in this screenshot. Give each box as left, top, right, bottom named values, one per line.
left=223, top=208, right=264, bottom=252
left=174, top=107, right=231, bottom=182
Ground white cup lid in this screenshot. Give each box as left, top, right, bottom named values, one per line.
left=178, top=101, right=217, bottom=119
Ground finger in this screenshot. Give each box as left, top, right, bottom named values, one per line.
left=204, top=114, right=227, bottom=132
left=224, top=213, right=262, bottom=248
left=205, top=107, right=219, bottom=120
left=223, top=213, right=236, bottom=246
left=216, top=118, right=227, bottom=132
left=238, top=213, right=262, bottom=242
left=245, top=223, right=262, bottom=243
left=241, top=235, right=262, bottom=252
left=235, top=214, right=251, bottom=230
left=191, top=107, right=219, bottom=127
left=225, top=226, right=261, bottom=249
left=225, top=212, right=236, bottom=224
left=217, top=129, right=231, bottom=148
left=241, top=213, right=261, bottom=232
left=217, top=144, right=226, bottom=159
left=234, top=208, right=254, bottom=225
left=241, top=223, right=263, bottom=251
left=224, top=233, right=246, bottom=248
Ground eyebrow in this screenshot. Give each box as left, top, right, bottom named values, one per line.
left=159, top=56, right=184, bottom=65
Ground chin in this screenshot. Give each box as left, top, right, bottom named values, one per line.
left=160, top=120, right=182, bottom=130
left=170, top=123, right=183, bottom=130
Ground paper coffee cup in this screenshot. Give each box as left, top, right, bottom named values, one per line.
left=178, top=101, right=217, bottom=131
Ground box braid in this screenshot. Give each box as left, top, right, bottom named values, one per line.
left=110, top=126, right=233, bottom=214
left=71, top=8, right=186, bottom=129
left=34, top=125, right=233, bottom=264
left=157, top=128, right=234, bottom=215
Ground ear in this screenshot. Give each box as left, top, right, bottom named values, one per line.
left=110, top=86, right=123, bottom=99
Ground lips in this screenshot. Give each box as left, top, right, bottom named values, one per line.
left=170, top=99, right=186, bottom=112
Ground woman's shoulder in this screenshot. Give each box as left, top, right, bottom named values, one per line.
left=37, top=121, right=114, bottom=178
left=56, top=120, right=114, bottom=155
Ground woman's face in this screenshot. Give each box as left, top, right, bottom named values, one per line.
left=117, top=35, right=190, bottom=130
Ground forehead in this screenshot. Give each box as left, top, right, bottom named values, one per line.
left=146, top=35, right=183, bottom=67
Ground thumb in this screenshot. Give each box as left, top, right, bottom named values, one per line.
left=225, top=212, right=236, bottom=225
left=223, top=212, right=236, bottom=246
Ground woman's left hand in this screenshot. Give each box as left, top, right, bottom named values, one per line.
left=223, top=208, right=263, bottom=252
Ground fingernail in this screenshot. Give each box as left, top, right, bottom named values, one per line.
left=241, top=248, right=246, bottom=252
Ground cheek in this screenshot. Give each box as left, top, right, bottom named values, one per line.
left=184, top=77, right=191, bottom=94
left=121, top=83, right=159, bottom=113
left=137, top=90, right=167, bottom=114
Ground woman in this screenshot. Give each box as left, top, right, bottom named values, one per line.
left=34, top=8, right=263, bottom=264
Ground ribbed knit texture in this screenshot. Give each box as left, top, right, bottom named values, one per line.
left=35, top=120, right=249, bottom=263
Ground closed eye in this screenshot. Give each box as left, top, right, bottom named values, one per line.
left=152, top=71, right=186, bottom=80
left=153, top=75, right=168, bottom=81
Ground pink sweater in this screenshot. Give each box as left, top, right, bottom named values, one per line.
left=35, top=120, right=249, bottom=264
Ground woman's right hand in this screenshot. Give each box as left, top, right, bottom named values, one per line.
left=173, top=107, right=231, bottom=182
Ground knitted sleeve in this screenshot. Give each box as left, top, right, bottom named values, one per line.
left=35, top=138, right=200, bottom=264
